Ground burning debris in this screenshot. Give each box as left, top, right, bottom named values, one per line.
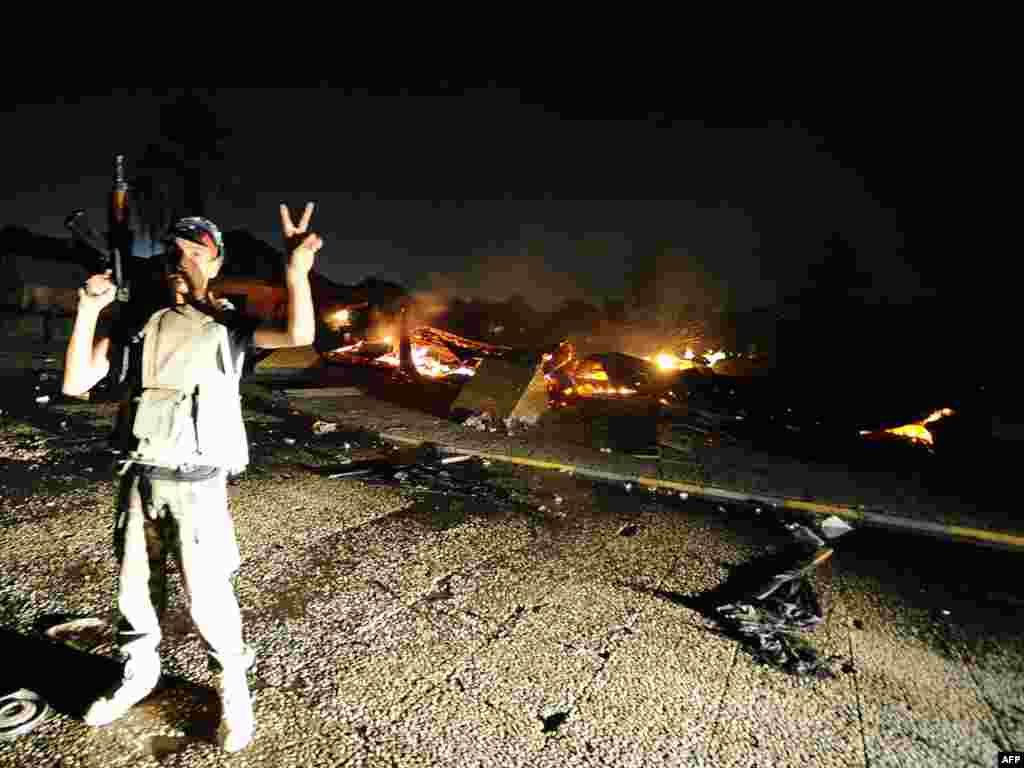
left=541, top=342, right=749, bottom=419
left=858, top=407, right=955, bottom=448
left=543, top=347, right=687, bottom=408
left=322, top=310, right=961, bottom=458
left=644, top=348, right=727, bottom=371
left=325, top=326, right=514, bottom=381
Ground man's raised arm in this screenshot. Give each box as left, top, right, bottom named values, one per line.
left=63, top=270, right=117, bottom=396
left=253, top=202, right=323, bottom=350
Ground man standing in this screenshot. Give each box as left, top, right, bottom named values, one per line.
left=62, top=203, right=322, bottom=753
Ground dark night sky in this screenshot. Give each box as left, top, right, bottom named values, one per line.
left=1, top=87, right=934, bottom=313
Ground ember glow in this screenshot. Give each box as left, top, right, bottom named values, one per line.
left=655, top=353, right=682, bottom=370
left=326, top=329, right=489, bottom=380
left=374, top=343, right=477, bottom=379
left=576, top=383, right=638, bottom=396
left=860, top=407, right=955, bottom=446
left=646, top=352, right=698, bottom=371
left=643, top=349, right=726, bottom=371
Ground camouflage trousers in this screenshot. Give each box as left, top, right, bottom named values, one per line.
left=113, top=468, right=254, bottom=673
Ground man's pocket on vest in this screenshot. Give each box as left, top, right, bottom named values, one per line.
left=133, top=388, right=195, bottom=450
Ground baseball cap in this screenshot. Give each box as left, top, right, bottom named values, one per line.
left=165, top=216, right=226, bottom=261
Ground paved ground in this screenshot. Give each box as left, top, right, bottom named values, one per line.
left=0, top=344, right=1022, bottom=767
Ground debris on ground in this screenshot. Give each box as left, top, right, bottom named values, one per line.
left=462, top=412, right=499, bottom=432
left=715, top=524, right=840, bottom=678
left=819, top=514, right=855, bottom=540
left=0, top=689, right=50, bottom=741
left=311, top=420, right=338, bottom=435
left=323, top=442, right=531, bottom=508
left=43, top=617, right=115, bottom=655
left=503, top=415, right=537, bottom=434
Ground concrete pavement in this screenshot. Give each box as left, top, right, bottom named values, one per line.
left=2, top=442, right=1019, bottom=766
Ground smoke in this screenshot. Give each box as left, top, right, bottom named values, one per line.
left=405, top=288, right=452, bottom=326
left=634, top=247, right=729, bottom=314
left=413, top=227, right=630, bottom=313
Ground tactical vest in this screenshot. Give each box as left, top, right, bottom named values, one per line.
left=127, top=304, right=249, bottom=473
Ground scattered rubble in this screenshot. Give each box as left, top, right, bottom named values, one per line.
left=503, top=415, right=536, bottom=434
left=311, top=420, right=338, bottom=435
left=43, top=617, right=115, bottom=655
left=714, top=524, right=841, bottom=678
left=323, top=443, right=532, bottom=509
left=459, top=411, right=541, bottom=436
left=0, top=689, right=50, bottom=741
left=462, top=412, right=496, bottom=431
left=820, top=514, right=855, bottom=540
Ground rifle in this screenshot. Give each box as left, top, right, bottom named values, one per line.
left=63, top=154, right=132, bottom=302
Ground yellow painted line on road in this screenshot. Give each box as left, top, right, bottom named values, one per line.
left=378, top=431, right=1024, bottom=551
left=939, top=525, right=1024, bottom=549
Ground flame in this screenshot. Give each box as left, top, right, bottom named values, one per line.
left=655, top=353, right=679, bottom=370
left=330, top=308, right=351, bottom=327
left=643, top=351, right=706, bottom=371
left=859, top=407, right=955, bottom=446
left=576, top=382, right=637, bottom=397
left=375, top=342, right=475, bottom=378
left=328, top=334, right=476, bottom=379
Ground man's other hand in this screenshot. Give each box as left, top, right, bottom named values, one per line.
left=280, top=202, right=323, bottom=277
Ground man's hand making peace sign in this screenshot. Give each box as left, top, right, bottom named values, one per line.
left=280, top=202, right=323, bottom=277
left=249, top=202, right=322, bottom=349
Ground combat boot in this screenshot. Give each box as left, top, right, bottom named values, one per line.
left=83, top=651, right=161, bottom=726
left=216, top=665, right=254, bottom=752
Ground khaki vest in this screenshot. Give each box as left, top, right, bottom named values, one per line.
left=128, top=304, right=249, bottom=473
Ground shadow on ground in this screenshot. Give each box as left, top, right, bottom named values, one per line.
left=0, top=626, right=121, bottom=719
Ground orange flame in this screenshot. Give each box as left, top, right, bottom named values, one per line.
left=643, top=349, right=727, bottom=371
left=328, top=334, right=476, bottom=379
left=575, top=383, right=637, bottom=397
left=860, top=407, right=955, bottom=446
